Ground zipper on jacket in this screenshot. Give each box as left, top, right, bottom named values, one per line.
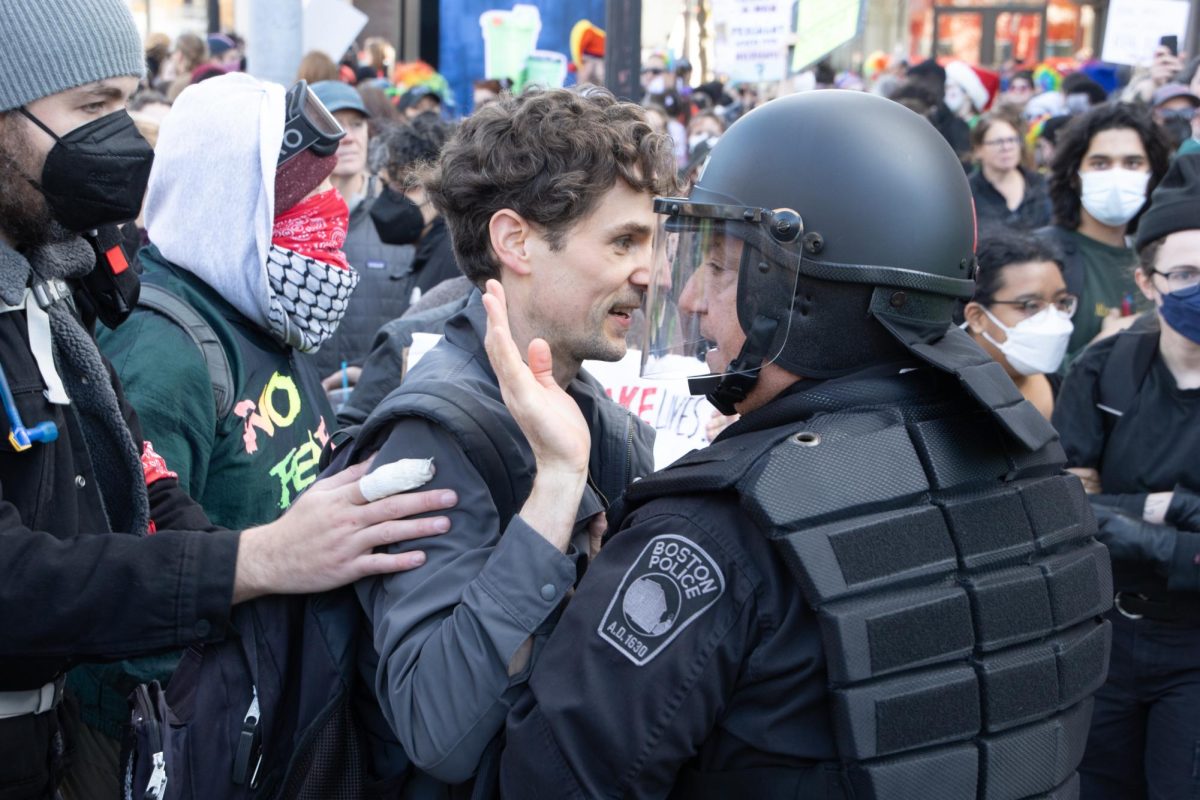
left=624, top=411, right=636, bottom=489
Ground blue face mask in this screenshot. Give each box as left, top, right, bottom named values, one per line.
left=1161, top=290, right=1200, bottom=345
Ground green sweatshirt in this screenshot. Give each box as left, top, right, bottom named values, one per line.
left=76, top=245, right=335, bottom=739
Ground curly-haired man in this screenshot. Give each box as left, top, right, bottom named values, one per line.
left=345, top=87, right=676, bottom=793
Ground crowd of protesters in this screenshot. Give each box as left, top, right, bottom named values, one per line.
left=2, top=0, right=1200, bottom=796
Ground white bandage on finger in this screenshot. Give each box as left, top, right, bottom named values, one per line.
left=359, top=458, right=436, bottom=501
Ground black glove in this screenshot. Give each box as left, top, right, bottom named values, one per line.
left=1090, top=503, right=1174, bottom=575
left=1167, top=486, right=1200, bottom=532
left=1091, top=501, right=1200, bottom=592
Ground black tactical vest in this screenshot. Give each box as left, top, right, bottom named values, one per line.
left=619, top=370, right=1110, bottom=800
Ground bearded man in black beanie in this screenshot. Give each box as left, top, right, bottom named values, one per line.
left=0, top=3, right=455, bottom=797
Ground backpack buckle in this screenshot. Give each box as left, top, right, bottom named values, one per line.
left=31, top=279, right=73, bottom=311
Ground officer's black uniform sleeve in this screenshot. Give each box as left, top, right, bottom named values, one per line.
left=500, top=510, right=760, bottom=799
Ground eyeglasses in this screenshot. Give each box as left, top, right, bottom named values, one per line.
left=279, top=79, right=346, bottom=166
left=988, top=294, right=1079, bottom=317
left=1151, top=267, right=1200, bottom=297
left=1160, top=108, right=1198, bottom=122
left=982, top=136, right=1021, bottom=149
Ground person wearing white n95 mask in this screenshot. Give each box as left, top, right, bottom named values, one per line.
left=963, top=231, right=1077, bottom=419
left=1078, top=167, right=1151, bottom=226
left=979, top=303, right=1074, bottom=375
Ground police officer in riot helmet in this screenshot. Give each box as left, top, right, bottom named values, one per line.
left=484, top=90, right=1110, bottom=798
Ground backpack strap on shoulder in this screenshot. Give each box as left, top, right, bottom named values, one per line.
left=1096, top=328, right=1158, bottom=433
left=137, top=284, right=235, bottom=419
left=322, top=383, right=524, bottom=529
left=392, top=389, right=522, bottom=528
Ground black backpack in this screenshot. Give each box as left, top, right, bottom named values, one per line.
left=123, top=383, right=522, bottom=800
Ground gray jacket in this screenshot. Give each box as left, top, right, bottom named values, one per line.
left=353, top=293, right=655, bottom=791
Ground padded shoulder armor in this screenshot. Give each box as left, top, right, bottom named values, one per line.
left=740, top=407, right=1109, bottom=800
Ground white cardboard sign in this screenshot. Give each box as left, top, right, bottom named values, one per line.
left=302, top=0, right=368, bottom=62
left=712, top=0, right=793, bottom=84
left=1100, top=0, right=1190, bottom=66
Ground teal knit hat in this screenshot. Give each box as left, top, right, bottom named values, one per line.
left=0, top=0, right=144, bottom=112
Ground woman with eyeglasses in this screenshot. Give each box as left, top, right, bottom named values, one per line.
left=968, top=112, right=1052, bottom=231
left=962, top=230, right=1075, bottom=419
left=1052, top=154, right=1200, bottom=800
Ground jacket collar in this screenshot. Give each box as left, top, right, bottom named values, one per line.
left=444, top=289, right=654, bottom=502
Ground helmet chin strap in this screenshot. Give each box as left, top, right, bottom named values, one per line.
left=687, top=315, right=778, bottom=415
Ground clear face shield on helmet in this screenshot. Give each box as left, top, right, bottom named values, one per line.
left=641, top=198, right=804, bottom=384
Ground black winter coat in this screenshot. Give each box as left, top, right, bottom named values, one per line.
left=0, top=289, right=238, bottom=792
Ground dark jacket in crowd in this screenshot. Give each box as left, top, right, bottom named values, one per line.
left=1054, top=326, right=1200, bottom=601
left=408, top=217, right=461, bottom=300
left=930, top=102, right=971, bottom=163
left=307, top=183, right=416, bottom=379
left=338, top=276, right=474, bottom=427
left=969, top=166, right=1052, bottom=231
left=0, top=274, right=238, bottom=794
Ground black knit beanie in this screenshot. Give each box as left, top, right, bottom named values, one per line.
left=1137, top=154, right=1200, bottom=251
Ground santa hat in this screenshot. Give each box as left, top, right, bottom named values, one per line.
left=971, top=65, right=1000, bottom=111
left=569, top=20, right=605, bottom=72
left=945, top=60, right=990, bottom=112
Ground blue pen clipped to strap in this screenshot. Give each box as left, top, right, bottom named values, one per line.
left=0, top=362, right=58, bottom=452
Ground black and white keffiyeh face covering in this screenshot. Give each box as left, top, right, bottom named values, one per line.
left=264, top=245, right=358, bottom=352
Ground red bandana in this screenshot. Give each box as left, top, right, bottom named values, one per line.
left=272, top=188, right=351, bottom=270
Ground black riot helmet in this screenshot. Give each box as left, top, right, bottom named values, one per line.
left=644, top=90, right=986, bottom=416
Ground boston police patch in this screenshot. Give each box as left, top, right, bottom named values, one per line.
left=598, top=534, right=725, bottom=666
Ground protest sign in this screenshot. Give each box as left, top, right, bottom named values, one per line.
left=712, top=0, right=793, bottom=84
left=302, top=0, right=367, bottom=62
left=1100, top=0, right=1189, bottom=66
left=791, top=0, right=864, bottom=72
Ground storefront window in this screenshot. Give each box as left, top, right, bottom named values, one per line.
left=912, top=0, right=1098, bottom=66
left=1046, top=0, right=1094, bottom=58
left=937, top=11, right=983, bottom=62
left=995, top=11, right=1042, bottom=64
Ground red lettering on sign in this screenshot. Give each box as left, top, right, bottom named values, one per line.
left=638, top=387, right=658, bottom=419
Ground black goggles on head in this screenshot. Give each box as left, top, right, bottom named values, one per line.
left=279, top=80, right=346, bottom=166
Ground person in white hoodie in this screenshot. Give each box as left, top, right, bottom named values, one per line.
left=86, top=73, right=364, bottom=766
left=101, top=72, right=360, bottom=526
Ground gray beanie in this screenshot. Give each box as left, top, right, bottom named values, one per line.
left=0, top=0, right=144, bottom=112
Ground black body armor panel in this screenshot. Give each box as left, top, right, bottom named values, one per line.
left=618, top=371, right=1110, bottom=800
